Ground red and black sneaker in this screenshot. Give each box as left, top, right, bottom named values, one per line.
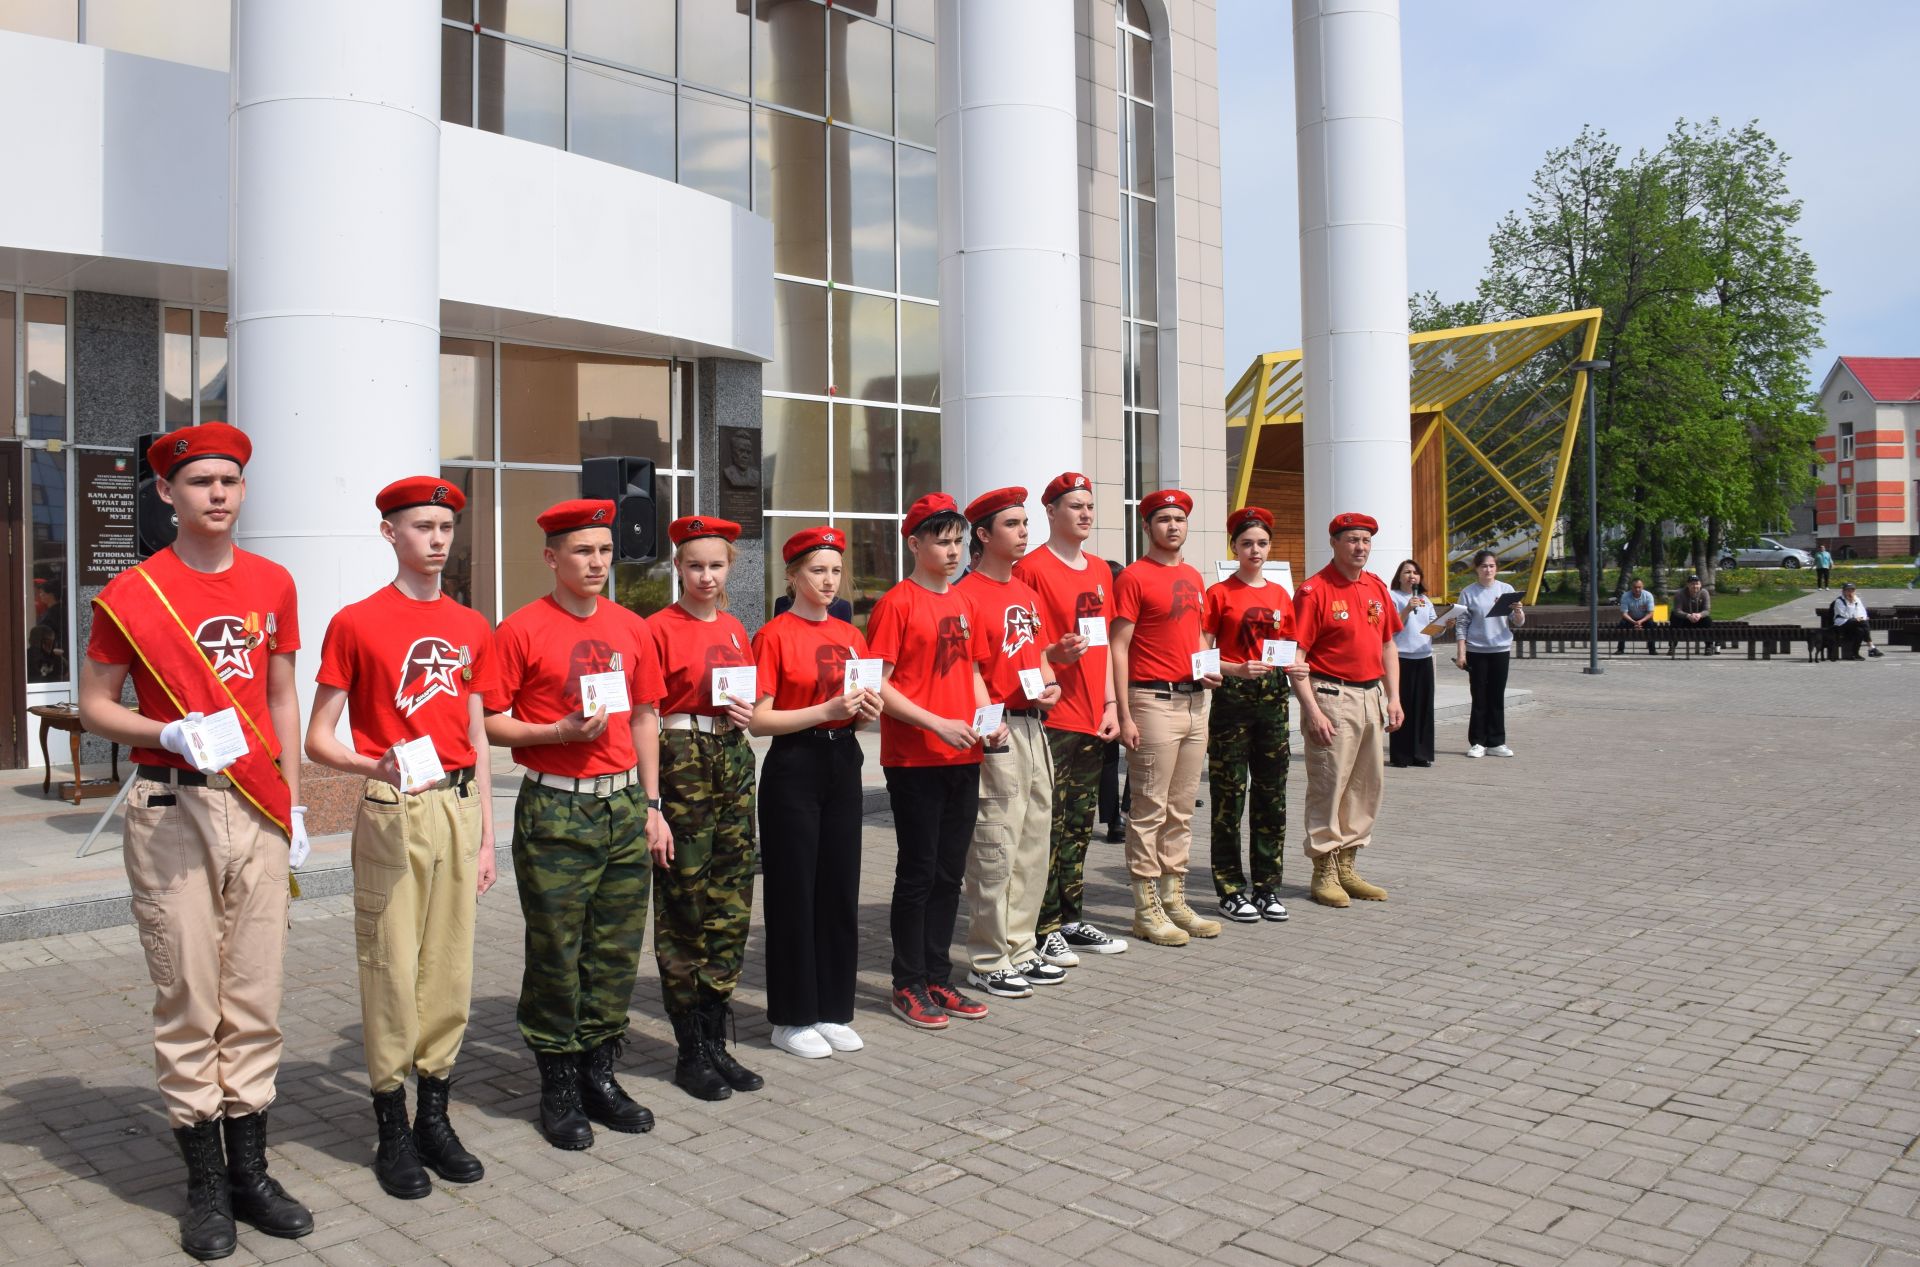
left=891, top=983, right=949, bottom=1030
left=926, top=982, right=989, bottom=1020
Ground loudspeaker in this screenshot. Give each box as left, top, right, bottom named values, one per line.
left=135, top=431, right=178, bottom=559
left=581, top=456, right=658, bottom=562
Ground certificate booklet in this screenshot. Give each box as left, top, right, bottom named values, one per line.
left=1018, top=668, right=1046, bottom=699
left=972, top=703, right=1005, bottom=734
left=1260, top=639, right=1297, bottom=666
left=1190, top=648, right=1221, bottom=680
left=711, top=666, right=758, bottom=707
left=181, top=708, right=248, bottom=772
left=1078, top=617, right=1109, bottom=647
left=843, top=658, right=884, bottom=695
left=578, top=671, right=631, bottom=716
left=393, top=736, right=445, bottom=790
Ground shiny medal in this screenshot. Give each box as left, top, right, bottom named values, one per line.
left=458, top=645, right=473, bottom=682
left=610, top=651, right=623, bottom=672
left=265, top=611, right=278, bottom=651
left=242, top=611, right=264, bottom=651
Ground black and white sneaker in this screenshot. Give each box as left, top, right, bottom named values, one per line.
left=1218, top=892, right=1260, bottom=923
left=966, top=969, right=1032, bottom=998
left=1015, top=958, right=1068, bottom=986
left=1252, top=890, right=1290, bottom=922
left=1037, top=930, right=1081, bottom=968
left=1061, top=922, right=1129, bottom=954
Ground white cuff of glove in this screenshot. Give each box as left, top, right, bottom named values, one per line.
left=156, top=713, right=204, bottom=760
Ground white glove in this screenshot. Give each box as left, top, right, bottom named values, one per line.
left=288, top=805, right=311, bottom=869
left=156, top=713, right=221, bottom=773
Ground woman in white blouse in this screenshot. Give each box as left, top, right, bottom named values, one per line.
left=1452, top=550, right=1525, bottom=757
left=1388, top=559, right=1437, bottom=767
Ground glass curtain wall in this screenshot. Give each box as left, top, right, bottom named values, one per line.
left=0, top=0, right=228, bottom=68
left=438, top=0, right=939, bottom=627
left=1117, top=0, right=1160, bottom=560
left=3, top=290, right=72, bottom=688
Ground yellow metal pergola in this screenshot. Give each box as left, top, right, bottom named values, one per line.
left=1226, top=309, right=1604, bottom=602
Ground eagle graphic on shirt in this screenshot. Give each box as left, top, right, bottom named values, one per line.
left=395, top=637, right=463, bottom=717
left=194, top=616, right=256, bottom=682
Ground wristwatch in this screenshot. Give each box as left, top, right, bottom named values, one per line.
left=646, top=796, right=664, bottom=811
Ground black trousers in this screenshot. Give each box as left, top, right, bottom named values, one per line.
left=1465, top=650, right=1511, bottom=748
left=1388, top=656, right=1435, bottom=765
left=884, top=763, right=979, bottom=989
left=1816, top=565, right=1831, bottom=587
left=1838, top=621, right=1867, bottom=658
left=1098, top=738, right=1122, bottom=827
left=1615, top=616, right=1656, bottom=653
left=758, top=732, right=864, bottom=1026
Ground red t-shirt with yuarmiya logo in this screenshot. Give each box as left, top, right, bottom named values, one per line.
left=866, top=577, right=989, bottom=767
left=1011, top=544, right=1111, bottom=736
left=1204, top=575, right=1295, bottom=664
left=956, top=570, right=1048, bottom=708
left=317, top=585, right=495, bottom=768
left=646, top=603, right=754, bottom=717
left=751, top=611, right=871, bottom=730
left=86, top=546, right=301, bottom=769
left=1112, top=557, right=1207, bottom=683
left=1291, top=563, right=1402, bottom=682
left=486, top=594, right=665, bottom=778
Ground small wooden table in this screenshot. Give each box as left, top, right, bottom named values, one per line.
left=29, top=704, right=125, bottom=806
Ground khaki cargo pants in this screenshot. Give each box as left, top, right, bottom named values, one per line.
left=964, top=710, right=1056, bottom=975
left=1301, top=676, right=1386, bottom=857
left=1124, top=686, right=1211, bottom=879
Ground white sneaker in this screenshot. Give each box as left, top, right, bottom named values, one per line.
left=771, top=1024, right=832, bottom=1059
left=1466, top=744, right=1486, bottom=759
left=814, top=1022, right=864, bottom=1052
left=1487, top=744, right=1515, bottom=758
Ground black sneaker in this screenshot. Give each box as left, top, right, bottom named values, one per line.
left=1061, top=922, right=1129, bottom=954
left=1037, top=930, right=1081, bottom=968
left=1218, top=892, right=1259, bottom=923
left=966, top=969, right=1033, bottom=998
left=1015, top=958, right=1067, bottom=986
left=1252, top=890, right=1290, bottom=922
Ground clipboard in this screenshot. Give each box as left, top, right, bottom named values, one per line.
left=1487, top=592, right=1521, bottom=619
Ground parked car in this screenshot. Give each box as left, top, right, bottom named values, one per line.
left=1719, top=536, right=1813, bottom=569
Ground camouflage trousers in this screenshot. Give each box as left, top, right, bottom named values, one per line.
left=1038, top=728, right=1104, bottom=936
left=1208, top=671, right=1288, bottom=897
left=655, top=729, right=757, bottom=1018
left=512, top=778, right=651, bottom=1054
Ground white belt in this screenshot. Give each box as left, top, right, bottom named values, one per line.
left=526, top=767, right=639, bottom=797
left=660, top=712, right=738, bottom=734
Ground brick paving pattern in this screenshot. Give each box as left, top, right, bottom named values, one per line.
left=1, top=653, right=1916, bottom=1265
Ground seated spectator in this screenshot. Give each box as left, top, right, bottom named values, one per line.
left=1832, top=582, right=1881, bottom=660
left=1615, top=578, right=1656, bottom=655
left=1671, top=575, right=1713, bottom=653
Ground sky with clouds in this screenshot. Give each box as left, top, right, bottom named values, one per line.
left=1219, top=0, right=1920, bottom=388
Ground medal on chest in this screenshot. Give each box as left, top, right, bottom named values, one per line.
left=458, top=644, right=473, bottom=682
left=242, top=611, right=265, bottom=650
left=265, top=611, right=278, bottom=652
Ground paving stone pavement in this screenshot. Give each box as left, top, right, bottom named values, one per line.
left=1, top=652, right=1917, bottom=1267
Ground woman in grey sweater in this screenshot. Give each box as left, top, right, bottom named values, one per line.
left=1451, top=550, right=1526, bottom=757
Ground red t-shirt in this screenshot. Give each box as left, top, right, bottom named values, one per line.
left=1112, top=557, right=1207, bottom=683
left=1204, top=576, right=1296, bottom=664
left=1012, top=544, right=1111, bottom=735
left=751, top=611, right=871, bottom=730
left=1292, top=563, right=1402, bottom=682
left=485, top=595, right=666, bottom=777
left=316, top=585, right=495, bottom=768
left=646, top=604, right=754, bottom=717
left=87, top=547, right=301, bottom=769
left=866, top=577, right=988, bottom=768
left=957, top=570, right=1048, bottom=708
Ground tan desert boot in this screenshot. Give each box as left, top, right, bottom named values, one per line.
left=1309, top=853, right=1350, bottom=907
left=1156, top=875, right=1222, bottom=938
left=1130, top=878, right=1189, bottom=946
left=1335, top=848, right=1387, bottom=901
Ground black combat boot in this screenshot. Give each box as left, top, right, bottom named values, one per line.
left=413, top=1074, right=484, bottom=1183
left=698, top=1000, right=764, bottom=1093
left=533, top=1050, right=594, bottom=1150
left=579, top=1038, right=654, bottom=1133
left=669, top=1012, right=732, bottom=1101
left=171, top=1120, right=236, bottom=1261
left=370, top=1087, right=432, bottom=1200
left=222, top=1111, right=313, bottom=1239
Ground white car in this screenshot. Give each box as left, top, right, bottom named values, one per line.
left=1718, top=536, right=1813, bottom=569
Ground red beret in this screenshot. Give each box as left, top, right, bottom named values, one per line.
left=1139, top=488, right=1193, bottom=520
left=149, top=422, right=251, bottom=481
left=1229, top=505, right=1273, bottom=538
left=376, top=475, right=466, bottom=516
left=782, top=525, right=847, bottom=563
left=1042, top=472, right=1093, bottom=504
left=538, top=499, right=616, bottom=536
left=964, top=486, right=1028, bottom=523
left=1329, top=512, right=1379, bottom=536
left=669, top=515, right=740, bottom=546
left=901, top=492, right=961, bottom=537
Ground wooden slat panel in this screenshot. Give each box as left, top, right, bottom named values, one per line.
left=1410, top=413, right=1447, bottom=596
left=1244, top=424, right=1305, bottom=586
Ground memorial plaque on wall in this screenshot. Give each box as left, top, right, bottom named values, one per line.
left=717, top=425, right=763, bottom=538
left=77, top=450, right=139, bottom=585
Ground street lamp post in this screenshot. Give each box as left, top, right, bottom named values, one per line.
left=1571, top=359, right=1611, bottom=676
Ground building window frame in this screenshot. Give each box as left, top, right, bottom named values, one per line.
left=1837, top=421, right=1854, bottom=462
left=1116, top=0, right=1176, bottom=560
left=1838, top=483, right=1853, bottom=524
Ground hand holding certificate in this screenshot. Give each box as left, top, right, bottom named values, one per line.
left=1260, top=639, right=1297, bottom=667
left=179, top=708, right=249, bottom=774
left=1190, top=648, right=1221, bottom=681
left=1017, top=668, right=1046, bottom=700
left=392, top=736, right=445, bottom=793
left=578, top=671, right=631, bottom=716
left=1078, top=617, right=1109, bottom=647
left=843, top=657, right=884, bottom=695
left=711, top=666, right=758, bottom=707
left=972, top=703, right=1004, bottom=736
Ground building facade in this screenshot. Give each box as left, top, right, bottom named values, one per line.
left=1813, top=357, right=1919, bottom=559
left=0, top=0, right=1221, bottom=771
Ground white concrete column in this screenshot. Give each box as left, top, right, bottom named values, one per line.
left=1293, top=0, right=1411, bottom=578
left=936, top=0, right=1083, bottom=518
left=229, top=0, right=440, bottom=707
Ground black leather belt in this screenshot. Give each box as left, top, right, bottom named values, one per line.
left=138, top=764, right=231, bottom=788
left=778, top=726, right=856, bottom=742
left=1130, top=680, right=1202, bottom=695
left=1005, top=706, right=1044, bottom=719
left=1309, top=673, right=1381, bottom=689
